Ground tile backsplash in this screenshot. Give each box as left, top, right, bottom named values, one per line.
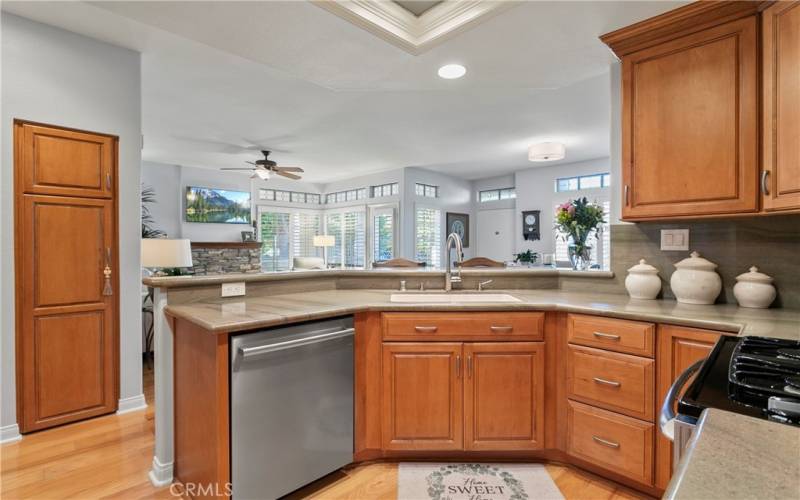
left=610, top=215, right=800, bottom=309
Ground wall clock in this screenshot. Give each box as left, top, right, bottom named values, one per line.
left=522, top=210, right=540, bottom=241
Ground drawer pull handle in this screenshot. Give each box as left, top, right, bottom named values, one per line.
left=490, top=325, right=513, bottom=332
left=414, top=326, right=438, bottom=332
left=456, top=355, right=461, bottom=378
left=592, top=436, right=620, bottom=449
left=593, top=377, right=621, bottom=387
left=593, top=332, right=620, bottom=340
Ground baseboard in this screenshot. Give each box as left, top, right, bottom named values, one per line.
left=0, top=424, right=22, bottom=444
left=149, top=456, right=174, bottom=486
left=116, top=394, right=148, bottom=415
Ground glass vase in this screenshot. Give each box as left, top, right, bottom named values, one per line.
left=568, top=243, right=592, bottom=271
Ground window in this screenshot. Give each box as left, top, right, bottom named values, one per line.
left=479, top=187, right=516, bottom=202
left=259, top=189, right=321, bottom=205
left=372, top=208, right=395, bottom=262
left=371, top=182, right=399, bottom=198
left=259, top=212, right=291, bottom=272
left=554, top=200, right=610, bottom=269
left=415, top=183, right=438, bottom=198
left=326, top=188, right=367, bottom=204
left=291, top=212, right=322, bottom=259
left=325, top=210, right=366, bottom=268
left=415, top=207, right=441, bottom=267
left=555, top=173, right=611, bottom=192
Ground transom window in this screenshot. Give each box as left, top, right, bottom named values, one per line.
left=259, top=189, right=321, bottom=205
left=325, top=188, right=367, bottom=204
left=415, top=183, right=438, bottom=198
left=371, top=182, right=399, bottom=198
left=479, top=187, right=516, bottom=202
left=555, top=173, right=611, bottom=192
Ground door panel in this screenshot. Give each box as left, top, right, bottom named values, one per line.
left=654, top=325, right=720, bottom=490
left=382, top=343, right=462, bottom=450
left=622, top=17, right=758, bottom=219
left=464, top=342, right=544, bottom=450
left=17, top=121, right=115, bottom=198
left=763, top=1, right=800, bottom=211
left=15, top=121, right=118, bottom=433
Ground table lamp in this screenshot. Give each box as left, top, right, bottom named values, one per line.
left=313, top=235, right=335, bottom=268
left=141, top=238, right=193, bottom=276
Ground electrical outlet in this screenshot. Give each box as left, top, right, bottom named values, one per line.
left=221, top=282, right=246, bottom=297
left=660, top=229, right=689, bottom=251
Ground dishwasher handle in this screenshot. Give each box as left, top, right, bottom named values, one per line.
left=239, top=328, right=354, bottom=360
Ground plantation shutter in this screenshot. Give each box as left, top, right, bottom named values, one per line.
left=326, top=213, right=342, bottom=267
left=372, top=208, right=394, bottom=262
left=415, top=207, right=441, bottom=267
left=292, top=212, right=322, bottom=258
left=260, top=212, right=290, bottom=271
left=343, top=211, right=365, bottom=268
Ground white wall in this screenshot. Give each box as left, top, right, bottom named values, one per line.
left=141, top=163, right=181, bottom=238
left=1, top=13, right=143, bottom=432
left=514, top=158, right=611, bottom=257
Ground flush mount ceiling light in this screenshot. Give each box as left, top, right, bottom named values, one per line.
left=438, top=64, right=466, bottom=79
left=528, top=142, right=566, bottom=162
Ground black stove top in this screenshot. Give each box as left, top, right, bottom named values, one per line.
left=678, top=336, right=800, bottom=426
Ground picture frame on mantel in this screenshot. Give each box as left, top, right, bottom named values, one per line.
left=446, top=212, right=469, bottom=248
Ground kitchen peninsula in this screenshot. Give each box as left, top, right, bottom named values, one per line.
left=144, top=268, right=800, bottom=499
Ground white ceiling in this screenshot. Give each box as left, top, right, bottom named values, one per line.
left=2, top=1, right=685, bottom=182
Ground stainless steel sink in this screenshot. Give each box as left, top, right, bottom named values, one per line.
left=389, top=293, right=522, bottom=303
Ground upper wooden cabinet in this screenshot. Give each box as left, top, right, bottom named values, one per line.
left=602, top=2, right=777, bottom=220
left=15, top=121, right=116, bottom=199
left=762, top=1, right=800, bottom=212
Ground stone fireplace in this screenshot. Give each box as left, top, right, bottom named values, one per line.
left=190, top=242, right=262, bottom=275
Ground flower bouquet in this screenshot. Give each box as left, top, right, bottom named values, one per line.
left=555, top=197, right=605, bottom=271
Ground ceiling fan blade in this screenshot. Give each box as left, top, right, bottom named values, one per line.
left=275, top=171, right=302, bottom=180
left=275, top=166, right=304, bottom=172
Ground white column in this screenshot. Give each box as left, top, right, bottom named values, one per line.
left=148, top=287, right=174, bottom=486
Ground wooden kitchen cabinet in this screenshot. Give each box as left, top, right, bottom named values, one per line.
left=464, top=342, right=545, bottom=451
left=381, top=342, right=463, bottom=451
left=762, top=1, right=800, bottom=212
left=654, top=325, right=721, bottom=490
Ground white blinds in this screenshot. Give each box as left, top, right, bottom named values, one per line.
left=291, top=212, right=322, bottom=258
left=373, top=210, right=394, bottom=262
left=326, top=213, right=342, bottom=267
left=343, top=211, right=365, bottom=268
left=415, top=207, right=441, bottom=268
left=259, top=212, right=291, bottom=271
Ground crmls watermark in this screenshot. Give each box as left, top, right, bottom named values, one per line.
left=170, top=482, right=232, bottom=497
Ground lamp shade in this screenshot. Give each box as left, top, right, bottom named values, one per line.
left=141, top=238, right=193, bottom=268
left=313, top=235, right=335, bottom=247
left=528, top=142, right=566, bottom=162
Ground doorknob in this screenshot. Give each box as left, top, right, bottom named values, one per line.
left=102, top=248, right=113, bottom=296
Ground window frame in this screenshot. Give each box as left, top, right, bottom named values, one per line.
left=415, top=183, right=439, bottom=198
left=367, top=203, right=399, bottom=265
left=413, top=203, right=443, bottom=268
left=479, top=187, right=516, bottom=203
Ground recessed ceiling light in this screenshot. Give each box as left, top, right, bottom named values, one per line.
left=528, top=142, right=566, bottom=162
left=438, top=64, right=466, bottom=79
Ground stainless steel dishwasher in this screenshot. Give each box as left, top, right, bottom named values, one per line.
left=231, top=316, right=354, bottom=499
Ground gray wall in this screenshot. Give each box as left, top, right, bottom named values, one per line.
left=1, top=13, right=143, bottom=432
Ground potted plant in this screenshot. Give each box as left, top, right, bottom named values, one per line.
left=555, top=197, right=605, bottom=271
left=513, top=250, right=539, bottom=267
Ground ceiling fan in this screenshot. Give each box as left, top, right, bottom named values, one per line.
left=221, top=150, right=304, bottom=180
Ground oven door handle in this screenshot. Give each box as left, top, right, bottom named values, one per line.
left=659, top=358, right=705, bottom=441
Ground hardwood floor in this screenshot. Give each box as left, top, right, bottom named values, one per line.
left=1, top=358, right=651, bottom=499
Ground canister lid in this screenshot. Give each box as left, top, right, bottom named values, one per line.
left=627, top=259, right=658, bottom=275
left=735, top=266, right=774, bottom=284
left=674, top=251, right=718, bottom=271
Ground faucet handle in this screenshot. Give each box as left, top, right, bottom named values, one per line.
left=400, top=280, right=407, bottom=292
left=478, top=279, right=493, bottom=291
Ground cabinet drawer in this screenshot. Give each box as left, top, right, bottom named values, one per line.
left=567, top=400, right=654, bottom=486
left=382, top=312, right=544, bottom=341
left=567, top=314, right=655, bottom=357
left=566, top=345, right=654, bottom=421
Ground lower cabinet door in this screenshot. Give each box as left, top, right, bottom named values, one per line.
left=464, top=342, right=545, bottom=450
left=382, top=342, right=463, bottom=451
left=567, top=400, right=654, bottom=486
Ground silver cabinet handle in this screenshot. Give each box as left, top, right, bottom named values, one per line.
left=456, top=355, right=461, bottom=378
left=761, top=170, right=770, bottom=196
left=593, top=377, right=621, bottom=387
left=593, top=332, right=620, bottom=341
left=592, top=436, right=620, bottom=449
left=414, top=326, right=438, bottom=333
left=624, top=184, right=630, bottom=206
left=467, top=355, right=473, bottom=378
left=106, top=172, right=112, bottom=190
left=659, top=358, right=705, bottom=441
left=490, top=325, right=513, bottom=332
left=239, top=328, right=354, bottom=359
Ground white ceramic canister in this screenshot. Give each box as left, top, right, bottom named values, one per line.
left=733, top=266, right=777, bottom=309
left=625, top=259, right=661, bottom=299
left=670, top=251, right=722, bottom=305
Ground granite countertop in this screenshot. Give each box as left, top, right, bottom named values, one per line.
left=665, top=409, right=800, bottom=500
left=163, top=288, right=800, bottom=340
left=143, top=267, right=614, bottom=288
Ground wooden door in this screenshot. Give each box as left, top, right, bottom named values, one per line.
left=16, top=121, right=116, bottom=199
left=15, top=121, right=118, bottom=433
left=382, top=343, right=463, bottom=451
left=763, top=1, right=800, bottom=212
left=621, top=16, right=758, bottom=219
left=654, top=325, right=720, bottom=490
left=463, top=342, right=545, bottom=451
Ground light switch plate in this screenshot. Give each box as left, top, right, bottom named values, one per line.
left=221, top=282, right=246, bottom=297
left=660, top=229, right=689, bottom=251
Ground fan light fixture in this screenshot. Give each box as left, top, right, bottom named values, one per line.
left=528, top=142, right=566, bottom=162
left=438, top=64, right=466, bottom=79
left=254, top=169, right=272, bottom=180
